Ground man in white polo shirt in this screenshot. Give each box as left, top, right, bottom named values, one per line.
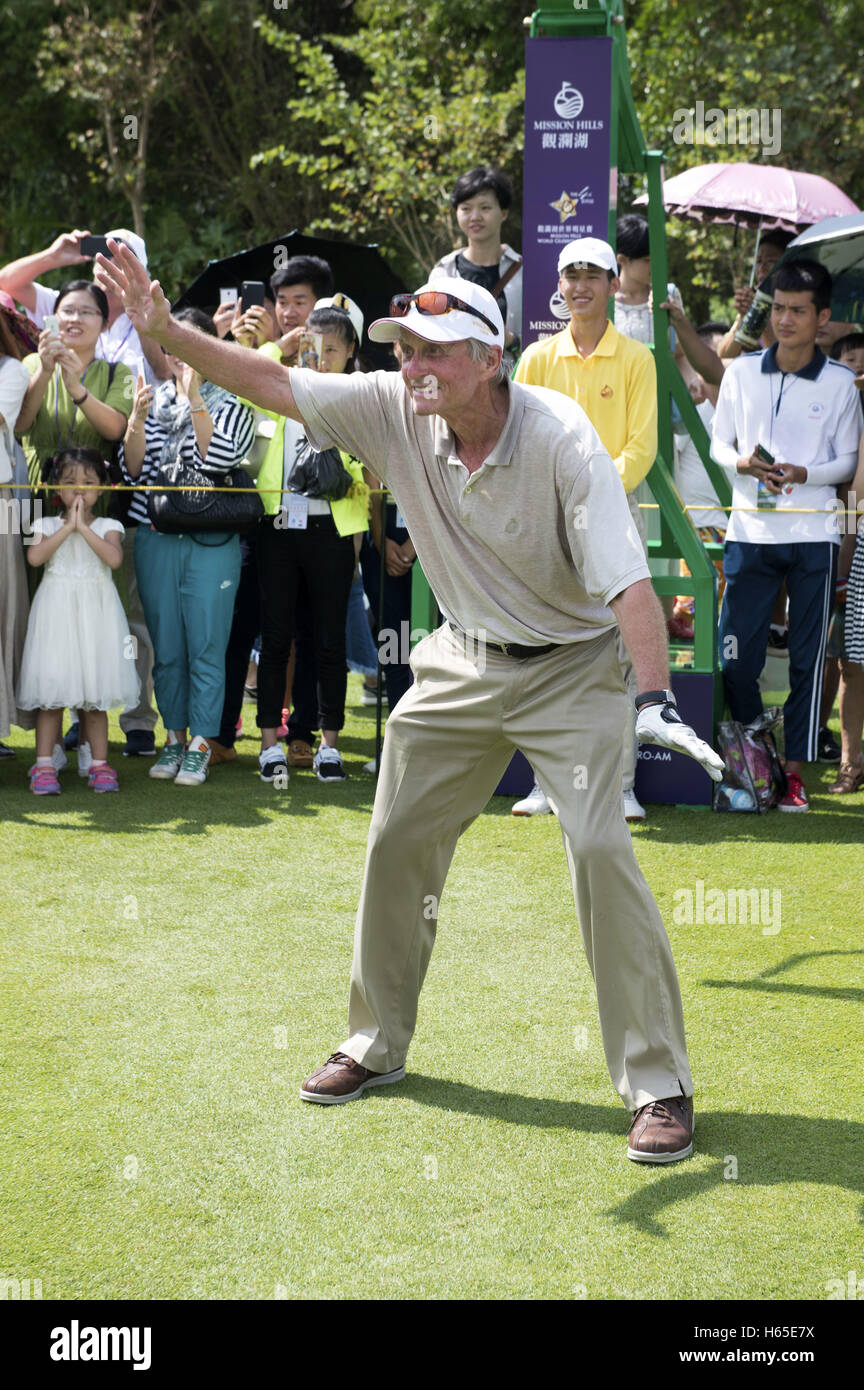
left=711, top=259, right=861, bottom=811
left=98, top=242, right=725, bottom=1164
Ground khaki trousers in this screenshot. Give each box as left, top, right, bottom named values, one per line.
left=341, top=624, right=693, bottom=1111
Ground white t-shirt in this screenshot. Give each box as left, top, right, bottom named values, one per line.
left=0, top=355, right=29, bottom=483
left=674, top=399, right=727, bottom=530
left=711, top=345, right=861, bottom=545
left=614, top=284, right=680, bottom=346
left=289, top=369, right=650, bottom=646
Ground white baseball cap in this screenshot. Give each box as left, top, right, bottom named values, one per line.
left=369, top=275, right=505, bottom=349
left=313, top=292, right=364, bottom=344
left=105, top=228, right=148, bottom=270
left=557, top=237, right=618, bottom=276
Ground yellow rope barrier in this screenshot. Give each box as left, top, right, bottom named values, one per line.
left=5, top=481, right=862, bottom=519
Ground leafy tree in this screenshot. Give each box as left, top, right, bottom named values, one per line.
left=624, top=0, right=864, bottom=321
left=36, top=2, right=175, bottom=237
left=254, top=0, right=527, bottom=283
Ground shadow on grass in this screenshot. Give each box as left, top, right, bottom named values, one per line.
left=3, top=752, right=377, bottom=834
left=703, top=949, right=864, bottom=1004
left=381, top=1074, right=864, bottom=1236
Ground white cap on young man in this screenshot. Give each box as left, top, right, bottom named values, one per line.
left=105, top=228, right=148, bottom=270
left=314, top=292, right=364, bottom=345
left=368, top=275, right=505, bottom=349
left=557, top=237, right=618, bottom=276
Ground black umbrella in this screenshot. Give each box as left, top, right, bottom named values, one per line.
left=173, top=231, right=406, bottom=370
left=779, top=212, right=864, bottom=323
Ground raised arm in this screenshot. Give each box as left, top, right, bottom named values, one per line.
left=0, top=229, right=92, bottom=313
left=95, top=241, right=304, bottom=422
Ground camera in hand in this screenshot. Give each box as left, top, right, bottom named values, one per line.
left=79, top=235, right=112, bottom=259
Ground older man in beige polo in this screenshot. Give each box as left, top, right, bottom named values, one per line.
left=97, top=243, right=724, bottom=1163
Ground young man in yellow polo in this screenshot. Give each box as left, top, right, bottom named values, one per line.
left=513, top=236, right=657, bottom=822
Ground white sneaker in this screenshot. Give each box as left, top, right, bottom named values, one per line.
left=512, top=781, right=552, bottom=816
left=77, top=741, right=93, bottom=778
left=363, top=757, right=379, bottom=774
left=259, top=743, right=289, bottom=784
left=623, top=790, right=646, bottom=821
left=313, top=745, right=347, bottom=782
left=51, top=743, right=68, bottom=773
left=149, top=741, right=185, bottom=780
left=174, top=735, right=212, bottom=786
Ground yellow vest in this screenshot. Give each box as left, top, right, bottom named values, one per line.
left=242, top=343, right=370, bottom=537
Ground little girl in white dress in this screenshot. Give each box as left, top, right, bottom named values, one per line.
left=17, top=447, right=139, bottom=794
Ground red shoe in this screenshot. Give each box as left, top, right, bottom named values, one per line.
left=778, top=772, right=809, bottom=812
left=277, top=707, right=290, bottom=739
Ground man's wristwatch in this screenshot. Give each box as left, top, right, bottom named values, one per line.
left=634, top=688, right=677, bottom=711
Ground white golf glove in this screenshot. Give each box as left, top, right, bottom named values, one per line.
left=635, top=690, right=725, bottom=782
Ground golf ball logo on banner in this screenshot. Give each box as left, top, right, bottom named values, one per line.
left=522, top=37, right=613, bottom=346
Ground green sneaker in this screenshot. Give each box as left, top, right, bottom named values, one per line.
left=174, top=736, right=212, bottom=787
left=149, top=741, right=185, bottom=780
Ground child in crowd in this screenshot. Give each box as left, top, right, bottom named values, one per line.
left=834, top=332, right=864, bottom=393
left=16, top=447, right=139, bottom=794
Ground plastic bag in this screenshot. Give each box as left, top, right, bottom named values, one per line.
left=712, top=706, right=787, bottom=813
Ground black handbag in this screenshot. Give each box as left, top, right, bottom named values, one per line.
left=147, top=459, right=264, bottom=541
left=285, top=441, right=353, bottom=501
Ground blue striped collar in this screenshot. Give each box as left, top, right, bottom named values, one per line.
left=760, top=342, right=827, bottom=380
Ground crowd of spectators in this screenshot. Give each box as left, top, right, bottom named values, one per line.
left=1, top=167, right=863, bottom=809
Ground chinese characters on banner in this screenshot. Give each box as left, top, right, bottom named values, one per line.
left=521, top=37, right=614, bottom=348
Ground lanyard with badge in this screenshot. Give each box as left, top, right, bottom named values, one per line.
left=100, top=320, right=133, bottom=364
left=283, top=428, right=308, bottom=527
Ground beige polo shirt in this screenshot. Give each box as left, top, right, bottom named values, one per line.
left=289, top=369, right=650, bottom=646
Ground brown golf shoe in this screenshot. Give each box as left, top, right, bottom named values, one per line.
left=300, top=1052, right=406, bottom=1105
left=627, top=1094, right=694, bottom=1163
left=287, top=739, right=314, bottom=769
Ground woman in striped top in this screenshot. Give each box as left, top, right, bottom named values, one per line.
left=120, top=307, right=255, bottom=786
left=831, top=435, right=864, bottom=794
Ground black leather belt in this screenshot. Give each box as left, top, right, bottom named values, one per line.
left=448, top=621, right=563, bottom=661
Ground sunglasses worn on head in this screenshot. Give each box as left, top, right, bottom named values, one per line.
left=389, top=291, right=498, bottom=337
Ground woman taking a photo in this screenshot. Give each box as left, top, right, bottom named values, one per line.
left=16, top=280, right=132, bottom=487
left=120, top=307, right=254, bottom=788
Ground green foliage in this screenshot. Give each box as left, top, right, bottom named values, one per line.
left=36, top=3, right=176, bottom=236
left=623, top=0, right=864, bottom=321
left=2, top=0, right=863, bottom=319
left=254, top=1, right=526, bottom=282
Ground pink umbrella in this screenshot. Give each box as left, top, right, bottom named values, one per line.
left=635, top=162, right=858, bottom=284
left=638, top=162, right=858, bottom=233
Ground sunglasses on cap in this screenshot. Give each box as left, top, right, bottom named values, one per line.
left=388, top=291, right=498, bottom=336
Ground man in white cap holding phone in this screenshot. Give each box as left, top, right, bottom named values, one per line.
left=97, top=241, right=724, bottom=1163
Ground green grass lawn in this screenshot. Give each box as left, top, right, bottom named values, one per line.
left=1, top=678, right=862, bottom=1301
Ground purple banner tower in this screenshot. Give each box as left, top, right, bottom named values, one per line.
left=522, top=36, right=614, bottom=350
